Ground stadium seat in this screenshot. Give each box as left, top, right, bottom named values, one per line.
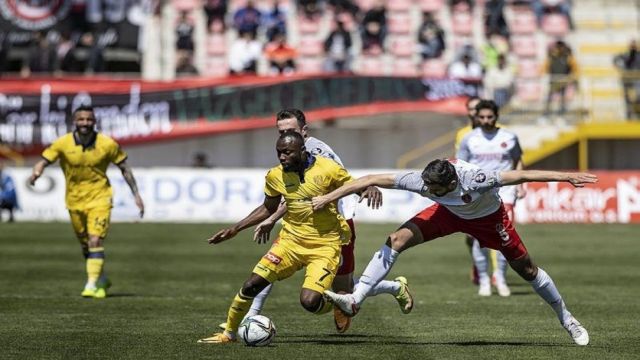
left=421, top=58, right=447, bottom=78
left=515, top=80, right=543, bottom=102
left=298, top=38, right=324, bottom=56
left=297, top=57, right=324, bottom=74
left=387, top=0, right=412, bottom=12
left=388, top=13, right=412, bottom=34
left=541, top=14, right=570, bottom=36
left=172, top=0, right=198, bottom=11
left=452, top=11, right=472, bottom=35
left=393, top=57, right=417, bottom=76
left=517, top=59, right=540, bottom=78
left=390, top=37, right=414, bottom=57
left=510, top=9, right=537, bottom=35
left=204, top=57, right=229, bottom=77
left=206, top=35, right=226, bottom=55
left=358, top=56, right=385, bottom=75
left=355, top=0, right=375, bottom=11
left=512, top=35, right=537, bottom=57
left=299, top=18, right=321, bottom=34
left=420, top=0, right=444, bottom=12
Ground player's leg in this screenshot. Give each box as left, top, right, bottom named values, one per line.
left=69, top=210, right=94, bottom=297
left=300, top=242, right=341, bottom=315
left=471, top=238, right=492, bottom=296
left=331, top=219, right=356, bottom=332
left=465, top=234, right=479, bottom=285
left=84, top=206, right=111, bottom=298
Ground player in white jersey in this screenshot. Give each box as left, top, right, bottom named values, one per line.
left=219, top=108, right=413, bottom=334
left=457, top=99, right=525, bottom=297
left=315, top=159, right=596, bottom=346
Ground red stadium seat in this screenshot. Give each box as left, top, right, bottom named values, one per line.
left=206, top=34, right=227, bottom=55
left=452, top=11, right=472, bottom=35
left=421, top=58, right=447, bottom=78
left=541, top=14, right=570, bottom=36
left=298, top=38, right=324, bottom=56
left=420, top=0, right=444, bottom=12
left=390, top=37, right=415, bottom=57
left=512, top=35, right=537, bottom=57
left=388, top=13, right=412, bottom=34
left=204, top=57, right=228, bottom=77
left=297, top=57, right=325, bottom=74
left=515, top=80, right=543, bottom=101
left=299, top=18, right=321, bottom=34
left=510, top=9, right=537, bottom=35
left=387, top=0, right=412, bottom=12
left=358, top=56, right=385, bottom=75
left=356, top=0, right=375, bottom=11
left=173, top=0, right=198, bottom=11
left=393, top=57, right=417, bottom=76
left=517, top=59, right=540, bottom=78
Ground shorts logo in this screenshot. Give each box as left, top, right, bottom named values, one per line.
left=475, top=173, right=487, bottom=183
left=496, top=224, right=511, bottom=246
left=263, top=252, right=282, bottom=265
left=462, top=194, right=472, bottom=203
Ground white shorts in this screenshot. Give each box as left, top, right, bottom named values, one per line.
left=499, top=185, right=517, bottom=205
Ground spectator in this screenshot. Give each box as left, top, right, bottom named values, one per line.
left=176, top=11, right=195, bottom=52
left=531, top=0, right=574, bottom=30
left=543, top=40, right=577, bottom=117
left=264, top=33, right=297, bottom=75
left=228, top=30, right=262, bottom=75
left=614, top=40, right=640, bottom=120
left=191, top=152, right=212, bottom=168
left=449, top=53, right=483, bottom=80
left=417, top=12, right=445, bottom=60
left=329, top=0, right=360, bottom=18
left=204, top=0, right=228, bottom=32
left=481, top=33, right=509, bottom=70
left=0, top=31, right=11, bottom=74
left=0, top=161, right=18, bottom=223
left=233, top=0, right=262, bottom=36
left=450, top=0, right=474, bottom=11
left=77, top=32, right=106, bottom=74
left=484, top=54, right=515, bottom=108
left=26, top=31, right=57, bottom=74
left=484, top=0, right=509, bottom=39
left=176, top=51, right=199, bottom=76
left=324, top=21, right=352, bottom=73
left=55, top=31, right=76, bottom=73
left=361, top=1, right=386, bottom=54
left=264, top=3, right=287, bottom=42
left=298, top=0, right=322, bottom=20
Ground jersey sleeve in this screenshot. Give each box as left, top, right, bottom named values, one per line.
left=41, top=138, right=62, bottom=163
left=331, top=163, right=353, bottom=188
left=263, top=169, right=281, bottom=198
left=459, top=167, right=502, bottom=193
left=109, top=141, right=128, bottom=165
left=393, top=172, right=426, bottom=193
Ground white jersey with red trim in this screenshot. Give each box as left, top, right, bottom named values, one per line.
left=393, top=159, right=503, bottom=219
left=305, top=136, right=357, bottom=220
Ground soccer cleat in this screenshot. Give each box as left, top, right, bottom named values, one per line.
left=81, top=287, right=97, bottom=298
left=478, top=278, right=491, bottom=297
left=324, top=290, right=359, bottom=317
left=197, top=332, right=236, bottom=344
left=563, top=317, right=589, bottom=346
left=93, top=288, right=107, bottom=299
left=97, top=278, right=112, bottom=290
left=394, top=276, right=414, bottom=314
left=492, top=276, right=511, bottom=297
left=333, top=292, right=352, bottom=333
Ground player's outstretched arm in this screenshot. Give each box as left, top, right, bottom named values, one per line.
left=29, top=159, right=50, bottom=186
left=312, top=174, right=396, bottom=211
left=499, top=170, right=598, bottom=188
left=208, top=195, right=281, bottom=245
left=117, top=161, right=145, bottom=218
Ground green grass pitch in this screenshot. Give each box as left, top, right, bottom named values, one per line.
left=1, top=222, right=639, bottom=359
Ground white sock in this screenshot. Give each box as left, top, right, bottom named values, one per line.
left=243, top=283, right=272, bottom=320
left=494, top=251, right=508, bottom=281
left=352, top=245, right=399, bottom=305
left=353, top=277, right=401, bottom=297
left=472, top=239, right=490, bottom=283
left=528, top=268, right=572, bottom=324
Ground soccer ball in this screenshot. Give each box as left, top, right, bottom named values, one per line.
left=238, top=315, right=277, bottom=347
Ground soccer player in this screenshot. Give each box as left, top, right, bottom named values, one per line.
left=457, top=99, right=525, bottom=297
left=314, top=159, right=596, bottom=346
left=198, top=131, right=380, bottom=344
left=220, top=108, right=412, bottom=333
left=29, top=105, right=144, bottom=298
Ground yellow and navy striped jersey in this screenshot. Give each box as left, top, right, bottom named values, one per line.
left=264, top=155, right=353, bottom=246
left=42, top=132, right=127, bottom=210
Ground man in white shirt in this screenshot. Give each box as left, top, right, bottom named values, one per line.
left=314, top=159, right=595, bottom=346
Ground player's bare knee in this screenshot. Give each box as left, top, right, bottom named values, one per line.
left=87, top=236, right=103, bottom=248
left=241, top=278, right=268, bottom=298
left=299, top=291, right=322, bottom=313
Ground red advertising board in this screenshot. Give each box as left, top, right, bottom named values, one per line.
left=515, top=172, right=640, bottom=224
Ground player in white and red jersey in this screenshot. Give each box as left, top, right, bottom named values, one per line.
left=219, top=108, right=413, bottom=334
left=457, top=99, right=525, bottom=297
left=315, top=159, right=596, bottom=346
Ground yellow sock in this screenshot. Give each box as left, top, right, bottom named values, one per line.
left=86, top=247, right=105, bottom=287
left=315, top=295, right=333, bottom=314
left=225, top=289, right=254, bottom=333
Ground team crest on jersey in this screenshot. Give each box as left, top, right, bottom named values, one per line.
left=501, top=142, right=508, bottom=148
left=263, top=252, right=282, bottom=265
left=474, top=173, right=486, bottom=183
left=461, top=194, right=472, bottom=203
left=310, top=147, right=323, bottom=155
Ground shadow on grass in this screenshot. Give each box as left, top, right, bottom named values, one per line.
left=278, top=334, right=566, bottom=347
left=105, top=293, right=138, bottom=298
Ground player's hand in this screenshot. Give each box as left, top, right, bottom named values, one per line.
left=359, top=186, right=383, bottom=209
left=29, top=173, right=40, bottom=186
left=567, top=173, right=598, bottom=187
left=208, top=228, right=238, bottom=244
left=516, top=185, right=527, bottom=199
left=253, top=219, right=275, bottom=244
left=134, top=194, right=145, bottom=218
left=311, top=195, right=330, bottom=211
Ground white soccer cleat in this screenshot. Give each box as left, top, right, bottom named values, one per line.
left=324, top=290, right=359, bottom=317
left=563, top=316, right=589, bottom=346
left=478, top=278, right=491, bottom=297
left=492, top=276, right=511, bottom=297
